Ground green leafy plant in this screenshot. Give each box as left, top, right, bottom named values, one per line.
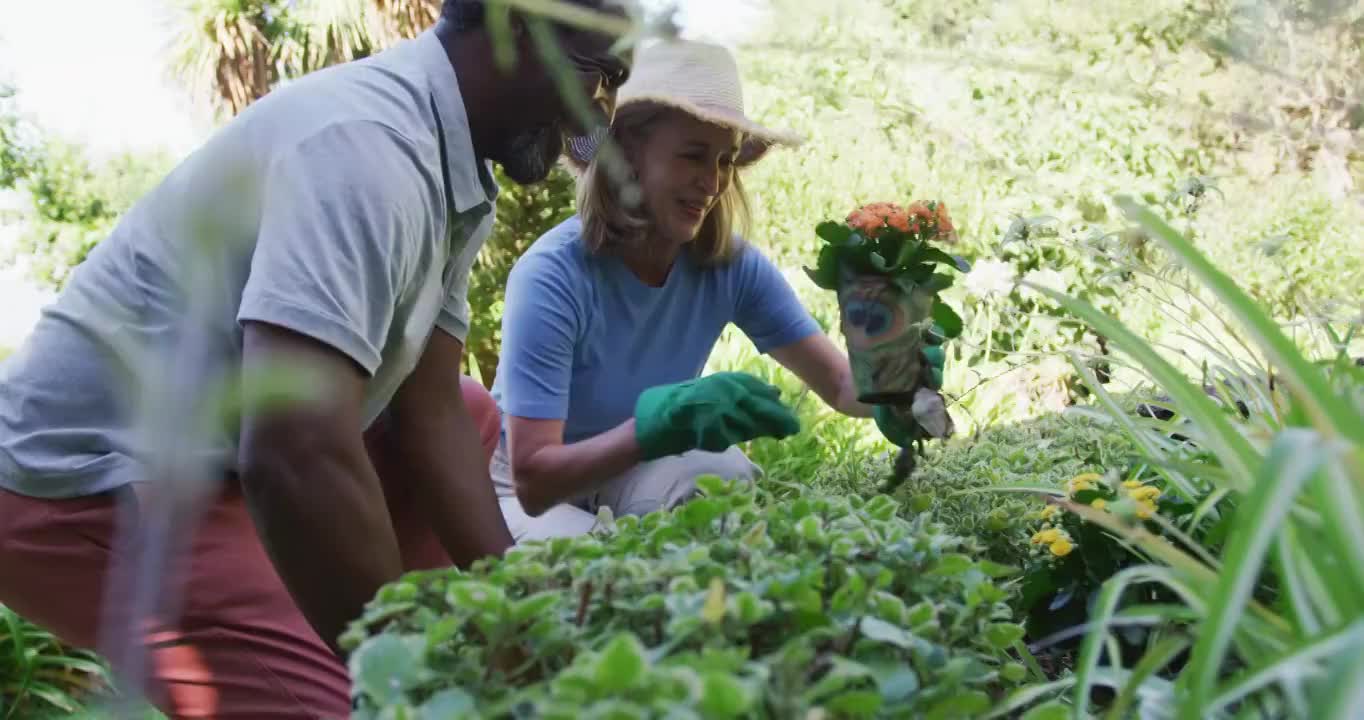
left=343, top=478, right=1056, bottom=718
left=1018, top=198, right=1364, bottom=718
left=0, top=605, right=111, bottom=719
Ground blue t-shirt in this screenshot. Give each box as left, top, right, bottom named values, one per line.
left=491, top=216, right=821, bottom=444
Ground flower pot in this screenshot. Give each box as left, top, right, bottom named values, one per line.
left=836, top=267, right=938, bottom=406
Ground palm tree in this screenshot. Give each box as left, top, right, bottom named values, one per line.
left=170, top=0, right=294, bottom=117
left=171, top=0, right=439, bottom=118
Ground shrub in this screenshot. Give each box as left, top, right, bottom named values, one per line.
left=343, top=477, right=1053, bottom=718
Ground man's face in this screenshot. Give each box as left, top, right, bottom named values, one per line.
left=497, top=18, right=631, bottom=185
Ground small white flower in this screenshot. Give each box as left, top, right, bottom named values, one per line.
left=964, top=259, right=1017, bottom=299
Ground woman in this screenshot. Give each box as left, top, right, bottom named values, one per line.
left=490, top=39, right=925, bottom=541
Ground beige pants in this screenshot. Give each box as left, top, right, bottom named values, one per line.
left=490, top=436, right=760, bottom=542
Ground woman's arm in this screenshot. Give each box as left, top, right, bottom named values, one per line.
left=506, top=416, right=641, bottom=517
left=769, top=333, right=873, bottom=418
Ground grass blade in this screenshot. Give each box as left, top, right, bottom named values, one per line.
left=1209, top=620, right=1364, bottom=714
left=1180, top=428, right=1330, bottom=718
left=1104, top=634, right=1192, bottom=720
left=1311, top=462, right=1364, bottom=614
left=1273, top=525, right=1322, bottom=637
left=1116, top=197, right=1364, bottom=444
left=982, top=678, right=1073, bottom=719
left=1065, top=351, right=1201, bottom=499
left=1071, top=565, right=1205, bottom=715
left=1309, top=627, right=1364, bottom=720
left=1034, top=284, right=1261, bottom=491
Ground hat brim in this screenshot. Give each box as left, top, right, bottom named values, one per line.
left=563, top=95, right=803, bottom=172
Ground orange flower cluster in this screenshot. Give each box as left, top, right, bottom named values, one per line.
left=845, top=200, right=956, bottom=241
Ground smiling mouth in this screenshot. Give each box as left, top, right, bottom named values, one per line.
left=679, top=200, right=706, bottom=220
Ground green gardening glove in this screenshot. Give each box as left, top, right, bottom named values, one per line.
left=635, top=372, right=801, bottom=460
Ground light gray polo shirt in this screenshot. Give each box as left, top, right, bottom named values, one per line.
left=0, top=29, right=498, bottom=498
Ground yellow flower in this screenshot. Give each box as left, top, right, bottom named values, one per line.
left=1039, top=505, right=1060, bottom=521
left=1068, top=473, right=1102, bottom=496
left=1130, top=486, right=1162, bottom=502
left=1091, top=499, right=1107, bottom=510
left=1032, top=528, right=1061, bottom=545
left=1122, top=479, right=1144, bottom=489
left=1050, top=538, right=1074, bottom=556
left=1136, top=500, right=1156, bottom=519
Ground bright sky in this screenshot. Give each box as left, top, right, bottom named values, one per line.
left=0, top=0, right=768, bottom=350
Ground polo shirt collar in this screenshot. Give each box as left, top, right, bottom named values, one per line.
left=413, top=28, right=500, bottom=213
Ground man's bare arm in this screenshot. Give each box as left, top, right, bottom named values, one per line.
left=237, top=321, right=402, bottom=655
left=381, top=329, right=514, bottom=566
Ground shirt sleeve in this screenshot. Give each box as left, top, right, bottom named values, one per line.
left=435, top=207, right=495, bottom=344
left=732, top=242, right=822, bottom=353
left=237, top=121, right=430, bottom=376
left=496, top=251, right=581, bottom=420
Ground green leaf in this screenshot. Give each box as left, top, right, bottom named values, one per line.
left=702, top=577, right=727, bottom=624
left=510, top=591, right=561, bottom=624
left=804, top=244, right=840, bottom=290
left=915, top=246, right=961, bottom=270
left=983, top=623, right=1026, bottom=650
left=595, top=633, right=647, bottom=693
left=977, top=560, right=1019, bottom=578
left=446, top=580, right=506, bottom=612
left=929, top=554, right=973, bottom=576
left=350, top=635, right=421, bottom=706
left=420, top=689, right=477, bottom=720
left=734, top=591, right=765, bottom=624
left=931, top=299, right=964, bottom=340
left=869, top=251, right=889, bottom=271
left=1021, top=701, right=1072, bottom=720
left=921, top=273, right=955, bottom=293
left=678, top=497, right=726, bottom=529
left=927, top=690, right=990, bottom=720
left=796, top=515, right=825, bottom=543
left=860, top=616, right=916, bottom=649
left=803, top=657, right=874, bottom=702
left=826, top=690, right=883, bottom=716
left=871, top=663, right=919, bottom=702
left=699, top=671, right=752, bottom=718
left=816, top=220, right=853, bottom=246
left=695, top=474, right=730, bottom=496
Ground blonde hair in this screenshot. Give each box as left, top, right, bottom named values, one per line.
left=576, top=102, right=751, bottom=265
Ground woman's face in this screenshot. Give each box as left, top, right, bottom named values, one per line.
left=630, top=111, right=741, bottom=249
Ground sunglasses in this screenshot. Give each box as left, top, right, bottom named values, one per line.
left=568, top=47, right=631, bottom=93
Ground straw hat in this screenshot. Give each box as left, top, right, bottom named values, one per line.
left=566, top=38, right=803, bottom=169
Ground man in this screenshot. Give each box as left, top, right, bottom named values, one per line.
left=0, top=0, right=630, bottom=716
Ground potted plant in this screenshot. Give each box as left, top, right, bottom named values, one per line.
left=804, top=200, right=967, bottom=444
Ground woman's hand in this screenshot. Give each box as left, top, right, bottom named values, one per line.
left=634, top=372, right=801, bottom=460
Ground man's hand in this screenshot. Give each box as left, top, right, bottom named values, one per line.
left=237, top=321, right=403, bottom=656
left=380, top=329, right=514, bottom=566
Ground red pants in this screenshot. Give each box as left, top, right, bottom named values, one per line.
left=0, top=377, right=501, bottom=719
